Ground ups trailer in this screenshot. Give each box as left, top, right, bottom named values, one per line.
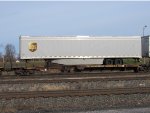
left=20, top=36, right=142, bottom=65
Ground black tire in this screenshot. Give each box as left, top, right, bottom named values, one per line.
left=0, top=71, right=2, bottom=76
left=105, top=59, right=114, bottom=65
left=114, top=59, right=123, bottom=65
left=134, top=67, right=139, bottom=73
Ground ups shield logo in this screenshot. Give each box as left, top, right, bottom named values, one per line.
left=28, top=42, right=37, bottom=52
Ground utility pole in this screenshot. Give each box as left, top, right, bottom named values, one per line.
left=143, top=25, right=148, bottom=64
left=143, top=25, right=147, bottom=36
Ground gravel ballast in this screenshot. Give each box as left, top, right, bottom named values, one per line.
left=0, top=80, right=150, bottom=92
left=0, top=94, right=150, bottom=113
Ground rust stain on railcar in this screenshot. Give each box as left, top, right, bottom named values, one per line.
left=28, top=42, right=37, bottom=52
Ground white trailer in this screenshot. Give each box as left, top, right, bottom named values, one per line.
left=20, top=36, right=141, bottom=58
left=20, top=36, right=142, bottom=65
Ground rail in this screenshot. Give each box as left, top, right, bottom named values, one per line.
left=0, top=73, right=150, bottom=84
left=1, top=87, right=150, bottom=99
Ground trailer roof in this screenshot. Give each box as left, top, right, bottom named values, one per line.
left=20, top=36, right=141, bottom=40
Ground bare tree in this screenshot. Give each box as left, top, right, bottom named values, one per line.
left=0, top=52, right=2, bottom=62
left=4, top=44, right=16, bottom=69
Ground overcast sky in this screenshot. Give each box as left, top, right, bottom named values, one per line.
left=0, top=1, right=150, bottom=53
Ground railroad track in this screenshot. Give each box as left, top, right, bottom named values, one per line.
left=0, top=71, right=147, bottom=79
left=1, top=87, right=150, bottom=99
left=0, top=73, right=150, bottom=84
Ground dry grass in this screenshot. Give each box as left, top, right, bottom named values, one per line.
left=0, top=107, right=17, bottom=113
left=0, top=61, right=45, bottom=69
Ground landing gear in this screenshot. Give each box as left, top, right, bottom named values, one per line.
left=44, top=59, right=52, bottom=69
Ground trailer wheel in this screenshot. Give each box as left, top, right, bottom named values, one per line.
left=105, top=59, right=114, bottom=65
left=114, top=59, right=123, bottom=65
left=0, top=71, right=2, bottom=76
left=134, top=67, right=139, bottom=73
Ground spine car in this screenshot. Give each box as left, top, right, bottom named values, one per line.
left=18, top=35, right=146, bottom=74
left=1, top=35, right=150, bottom=75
